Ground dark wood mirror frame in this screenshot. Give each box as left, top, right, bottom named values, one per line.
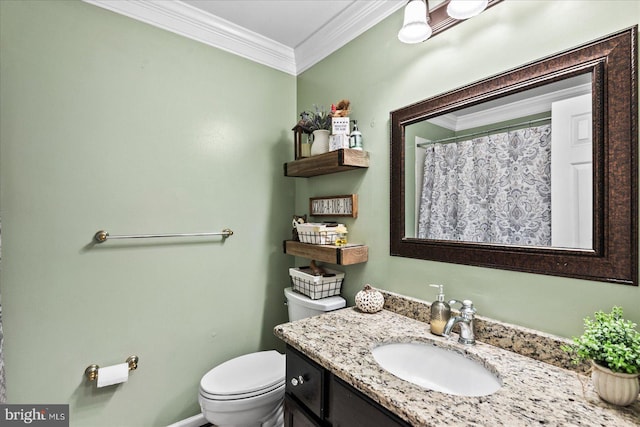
left=390, top=27, right=638, bottom=285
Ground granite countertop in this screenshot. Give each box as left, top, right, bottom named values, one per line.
left=274, top=300, right=640, bottom=426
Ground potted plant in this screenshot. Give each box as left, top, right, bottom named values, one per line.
left=563, top=306, right=640, bottom=406
left=300, top=105, right=332, bottom=156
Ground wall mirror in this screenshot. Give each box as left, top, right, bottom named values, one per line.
left=390, top=27, right=637, bottom=285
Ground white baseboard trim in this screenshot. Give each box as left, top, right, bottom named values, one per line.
left=166, top=413, right=208, bottom=427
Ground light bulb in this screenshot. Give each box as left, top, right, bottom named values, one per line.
left=446, top=0, right=488, bottom=20
left=398, top=0, right=432, bottom=44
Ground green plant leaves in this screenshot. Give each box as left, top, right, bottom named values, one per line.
left=564, top=306, right=640, bottom=374
left=299, top=105, right=332, bottom=132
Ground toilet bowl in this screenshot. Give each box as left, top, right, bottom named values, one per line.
left=198, top=350, right=285, bottom=427
left=198, top=287, right=346, bottom=427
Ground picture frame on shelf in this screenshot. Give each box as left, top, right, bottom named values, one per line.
left=310, top=194, right=357, bottom=218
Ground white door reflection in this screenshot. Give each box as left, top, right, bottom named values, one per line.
left=551, top=94, right=593, bottom=249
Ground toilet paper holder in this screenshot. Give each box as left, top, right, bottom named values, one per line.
left=84, top=355, right=139, bottom=382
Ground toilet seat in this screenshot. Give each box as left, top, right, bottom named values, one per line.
left=199, top=351, right=285, bottom=401
left=199, top=381, right=284, bottom=401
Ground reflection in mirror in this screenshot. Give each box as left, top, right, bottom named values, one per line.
left=405, top=74, right=593, bottom=250
left=390, top=27, right=637, bottom=285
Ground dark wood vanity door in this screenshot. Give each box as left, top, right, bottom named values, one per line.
left=284, top=345, right=410, bottom=426
left=286, top=346, right=325, bottom=420
left=329, top=376, right=410, bottom=427
left=284, top=394, right=323, bottom=427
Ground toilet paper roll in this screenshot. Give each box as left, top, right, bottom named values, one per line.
left=97, top=363, right=129, bottom=388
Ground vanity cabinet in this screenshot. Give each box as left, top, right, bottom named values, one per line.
left=286, top=346, right=326, bottom=419
left=329, top=377, right=409, bottom=427
left=285, top=346, right=410, bottom=427
left=284, top=395, right=323, bottom=427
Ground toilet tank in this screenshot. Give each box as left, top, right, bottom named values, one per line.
left=284, top=287, right=346, bottom=321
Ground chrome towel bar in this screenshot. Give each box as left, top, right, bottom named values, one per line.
left=94, top=228, right=234, bottom=243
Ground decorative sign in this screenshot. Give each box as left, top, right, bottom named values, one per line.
left=331, top=117, right=350, bottom=135
left=310, top=194, right=358, bottom=218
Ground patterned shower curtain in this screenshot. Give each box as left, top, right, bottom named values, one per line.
left=418, top=125, right=552, bottom=246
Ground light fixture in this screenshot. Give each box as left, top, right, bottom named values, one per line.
left=397, top=0, right=432, bottom=44
left=446, top=0, right=488, bottom=20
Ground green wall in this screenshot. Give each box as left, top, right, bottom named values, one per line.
left=0, top=1, right=295, bottom=425
left=296, top=0, right=640, bottom=337
left=2, top=1, right=640, bottom=426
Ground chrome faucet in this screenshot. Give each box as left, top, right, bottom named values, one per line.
left=442, top=299, right=476, bottom=345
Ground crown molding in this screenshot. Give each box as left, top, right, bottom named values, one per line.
left=83, top=0, right=405, bottom=76
left=456, top=83, right=591, bottom=130
left=295, top=1, right=405, bottom=74
left=429, top=83, right=592, bottom=131
left=83, top=0, right=297, bottom=75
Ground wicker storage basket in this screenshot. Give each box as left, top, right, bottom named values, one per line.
left=295, top=223, right=341, bottom=245
left=289, top=267, right=345, bottom=300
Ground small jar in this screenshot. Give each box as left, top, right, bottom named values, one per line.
left=334, top=225, right=348, bottom=246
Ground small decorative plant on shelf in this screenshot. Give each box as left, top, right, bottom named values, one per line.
left=299, top=105, right=332, bottom=132
left=297, top=105, right=332, bottom=156
left=292, top=100, right=353, bottom=158
left=563, top=306, right=640, bottom=406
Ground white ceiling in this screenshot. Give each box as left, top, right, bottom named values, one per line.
left=182, top=0, right=368, bottom=49
left=83, top=0, right=413, bottom=75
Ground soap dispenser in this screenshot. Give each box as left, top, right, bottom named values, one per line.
left=349, top=120, right=363, bottom=150
left=429, top=284, right=451, bottom=336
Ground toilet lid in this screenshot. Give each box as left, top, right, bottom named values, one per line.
left=200, top=351, right=285, bottom=396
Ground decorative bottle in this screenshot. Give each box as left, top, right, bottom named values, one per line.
left=349, top=120, right=363, bottom=150
left=429, top=284, right=451, bottom=336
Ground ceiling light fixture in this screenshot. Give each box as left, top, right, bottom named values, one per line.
left=446, top=0, right=488, bottom=20
left=397, top=0, right=432, bottom=44
left=398, top=0, right=491, bottom=44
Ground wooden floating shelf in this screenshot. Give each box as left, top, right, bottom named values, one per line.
left=284, top=240, right=368, bottom=265
left=284, top=149, right=369, bottom=177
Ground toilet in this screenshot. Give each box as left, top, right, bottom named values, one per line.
left=198, top=287, right=346, bottom=427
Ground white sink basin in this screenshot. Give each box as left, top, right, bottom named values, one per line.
left=372, top=342, right=501, bottom=396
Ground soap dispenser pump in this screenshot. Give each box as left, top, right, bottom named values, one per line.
left=349, top=120, right=363, bottom=150
left=429, top=284, right=451, bottom=336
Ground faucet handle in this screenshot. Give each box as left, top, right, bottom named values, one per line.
left=449, top=299, right=473, bottom=307
left=462, top=299, right=475, bottom=310
left=449, top=299, right=476, bottom=317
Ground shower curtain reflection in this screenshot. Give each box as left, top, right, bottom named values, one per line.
left=418, top=125, right=552, bottom=246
